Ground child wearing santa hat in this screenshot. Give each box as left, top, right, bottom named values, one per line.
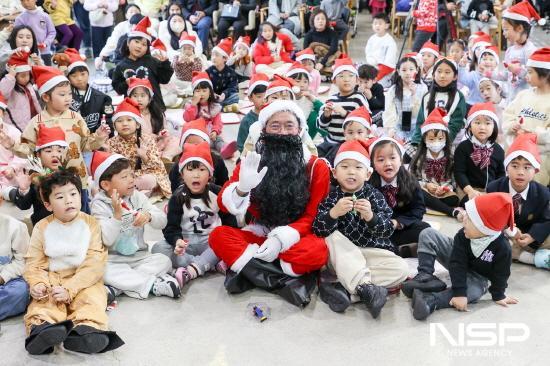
left=503, top=47, right=550, bottom=186
left=313, top=140, right=408, bottom=317
left=206, top=37, right=240, bottom=112
left=62, top=48, right=114, bottom=135
left=0, top=65, right=110, bottom=213
left=487, top=134, right=550, bottom=269
left=89, top=150, right=180, bottom=301
left=226, top=36, right=254, bottom=83
left=317, top=55, right=370, bottom=159
left=403, top=193, right=518, bottom=320
left=410, top=108, right=460, bottom=218
left=499, top=1, right=543, bottom=99
left=0, top=51, right=41, bottom=132
left=152, top=141, right=224, bottom=288
left=454, top=102, right=505, bottom=206
left=253, top=22, right=294, bottom=78
left=172, top=32, right=206, bottom=96
left=237, top=73, right=268, bottom=153
left=111, top=17, right=174, bottom=111
left=107, top=97, right=172, bottom=198
left=419, top=41, right=439, bottom=88
left=296, top=48, right=321, bottom=95
left=458, top=45, right=500, bottom=107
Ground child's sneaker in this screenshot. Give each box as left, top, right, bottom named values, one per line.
left=215, top=261, right=228, bottom=275
left=220, top=141, right=237, bottom=160
left=452, top=207, right=465, bottom=222
left=152, top=274, right=181, bottom=298
left=175, top=267, right=192, bottom=288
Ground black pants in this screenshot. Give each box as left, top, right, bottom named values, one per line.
left=422, top=191, right=459, bottom=217
left=391, top=221, right=431, bottom=246
left=217, top=16, right=247, bottom=41
left=91, top=26, right=113, bottom=58
left=41, top=54, right=52, bottom=66
left=412, top=30, right=434, bottom=52
left=73, top=1, right=91, bottom=48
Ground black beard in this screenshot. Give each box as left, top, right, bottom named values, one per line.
left=251, top=133, right=310, bottom=228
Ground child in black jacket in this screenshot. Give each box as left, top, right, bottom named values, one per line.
left=402, top=193, right=517, bottom=320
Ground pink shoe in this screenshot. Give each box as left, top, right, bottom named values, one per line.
left=215, top=261, right=228, bottom=275
left=220, top=141, right=237, bottom=160
left=175, top=267, right=191, bottom=288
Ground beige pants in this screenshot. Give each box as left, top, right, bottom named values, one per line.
left=326, top=231, right=409, bottom=295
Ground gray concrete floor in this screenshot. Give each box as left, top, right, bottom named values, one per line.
left=1, top=10, right=550, bottom=366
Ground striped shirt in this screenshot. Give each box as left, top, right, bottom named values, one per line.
left=317, top=91, right=370, bottom=143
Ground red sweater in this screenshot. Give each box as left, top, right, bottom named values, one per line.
left=413, top=0, right=438, bottom=32
left=252, top=33, right=293, bottom=65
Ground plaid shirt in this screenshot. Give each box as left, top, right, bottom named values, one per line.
left=313, top=183, right=395, bottom=251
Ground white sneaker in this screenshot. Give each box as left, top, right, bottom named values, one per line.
left=152, top=274, right=181, bottom=298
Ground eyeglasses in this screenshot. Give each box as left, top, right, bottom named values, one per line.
left=265, top=123, right=299, bottom=133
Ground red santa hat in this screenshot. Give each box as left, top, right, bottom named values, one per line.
left=404, top=52, right=422, bottom=67
left=334, top=140, right=371, bottom=169
left=296, top=48, right=316, bottom=63
left=179, top=118, right=210, bottom=147
left=192, top=71, right=213, bottom=90
left=179, top=32, right=197, bottom=48
left=420, top=41, right=439, bottom=58
left=479, top=45, right=500, bottom=64
left=112, top=97, right=143, bottom=124
left=467, top=102, right=499, bottom=127
left=151, top=38, right=167, bottom=57
left=465, top=192, right=515, bottom=237
left=6, top=50, right=31, bottom=73
left=421, top=107, right=450, bottom=135
left=178, top=141, right=213, bottom=174
left=376, top=63, right=395, bottom=81
left=469, top=31, right=490, bottom=41
left=234, top=36, right=250, bottom=51
left=504, top=133, right=541, bottom=171
left=332, top=54, right=358, bottom=80
left=265, top=75, right=299, bottom=99
left=32, top=65, right=69, bottom=96
left=212, top=37, right=233, bottom=58
left=364, top=136, right=405, bottom=157
left=127, top=77, right=154, bottom=96
left=64, top=48, right=88, bottom=74
left=0, top=92, right=7, bottom=110
left=89, top=150, right=127, bottom=181
left=503, top=0, right=546, bottom=26
left=343, top=106, right=372, bottom=131
left=257, top=100, right=307, bottom=134
left=526, top=47, right=550, bottom=70
left=35, top=124, right=68, bottom=151
left=129, top=16, right=153, bottom=42
left=247, top=72, right=270, bottom=96
left=286, top=61, right=311, bottom=81
left=471, top=34, right=493, bottom=55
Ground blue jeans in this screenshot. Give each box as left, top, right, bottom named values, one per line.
left=91, top=26, right=113, bottom=58
left=73, top=1, right=91, bottom=48
left=221, top=93, right=239, bottom=107
left=0, top=277, right=29, bottom=320
left=193, top=16, right=213, bottom=55
left=81, top=188, right=91, bottom=214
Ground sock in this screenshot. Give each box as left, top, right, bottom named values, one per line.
left=518, top=251, right=535, bottom=265
left=417, top=252, right=436, bottom=275
left=534, top=249, right=550, bottom=269
left=187, top=263, right=201, bottom=279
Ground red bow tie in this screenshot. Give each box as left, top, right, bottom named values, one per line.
left=381, top=185, right=399, bottom=208
left=470, top=144, right=493, bottom=169
left=425, top=157, right=448, bottom=183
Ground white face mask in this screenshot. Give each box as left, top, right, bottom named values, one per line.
left=171, top=22, right=185, bottom=34
left=426, top=141, right=445, bottom=154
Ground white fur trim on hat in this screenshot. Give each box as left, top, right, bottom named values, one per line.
left=526, top=59, right=550, bottom=70
left=371, top=137, right=405, bottom=156
left=0, top=101, right=6, bottom=110
left=35, top=140, right=68, bottom=151
left=192, top=78, right=213, bottom=90
left=286, top=68, right=312, bottom=81
left=465, top=199, right=501, bottom=237
left=94, top=153, right=126, bottom=181
left=268, top=225, right=300, bottom=252
left=128, top=84, right=154, bottom=97
left=247, top=80, right=269, bottom=96
left=180, top=129, right=209, bottom=146
left=467, top=110, right=499, bottom=126
left=178, top=156, right=213, bottom=174
left=504, top=151, right=541, bottom=171
left=331, top=65, right=358, bottom=80
left=334, top=151, right=370, bottom=169
left=38, top=74, right=68, bottom=95
left=421, top=122, right=449, bottom=135
left=179, top=39, right=196, bottom=48
left=9, top=64, right=31, bottom=73
left=343, top=117, right=371, bottom=130
left=129, top=30, right=152, bottom=42
left=420, top=48, right=439, bottom=58
left=112, top=111, right=143, bottom=125
left=212, top=46, right=229, bottom=59
left=503, top=10, right=530, bottom=23
left=297, top=54, right=315, bottom=62
left=257, top=100, right=307, bottom=133
left=67, top=61, right=89, bottom=74
left=265, top=85, right=295, bottom=98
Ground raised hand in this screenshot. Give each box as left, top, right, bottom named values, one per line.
left=236, top=151, right=268, bottom=194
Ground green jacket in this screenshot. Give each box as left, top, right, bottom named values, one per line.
left=238, top=110, right=259, bottom=153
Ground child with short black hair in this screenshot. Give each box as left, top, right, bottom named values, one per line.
left=358, top=64, right=385, bottom=126
left=63, top=49, right=114, bottom=134
left=487, top=134, right=550, bottom=269
left=402, top=193, right=517, bottom=320
left=153, top=142, right=223, bottom=288
left=364, top=12, right=397, bottom=85
left=454, top=102, right=505, bottom=206
left=237, top=74, right=268, bottom=153
left=206, top=37, right=240, bottom=112
left=90, top=151, right=181, bottom=301
left=15, top=0, right=57, bottom=65
left=313, top=140, right=408, bottom=317
left=24, top=169, right=123, bottom=355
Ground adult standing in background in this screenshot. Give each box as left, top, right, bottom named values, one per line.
left=181, top=0, right=216, bottom=55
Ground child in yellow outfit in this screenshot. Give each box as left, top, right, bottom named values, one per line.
left=23, top=170, right=123, bottom=355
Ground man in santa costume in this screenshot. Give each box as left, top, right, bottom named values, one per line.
left=209, top=100, right=331, bottom=307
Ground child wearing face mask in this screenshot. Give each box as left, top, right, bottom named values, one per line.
left=409, top=108, right=460, bottom=219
